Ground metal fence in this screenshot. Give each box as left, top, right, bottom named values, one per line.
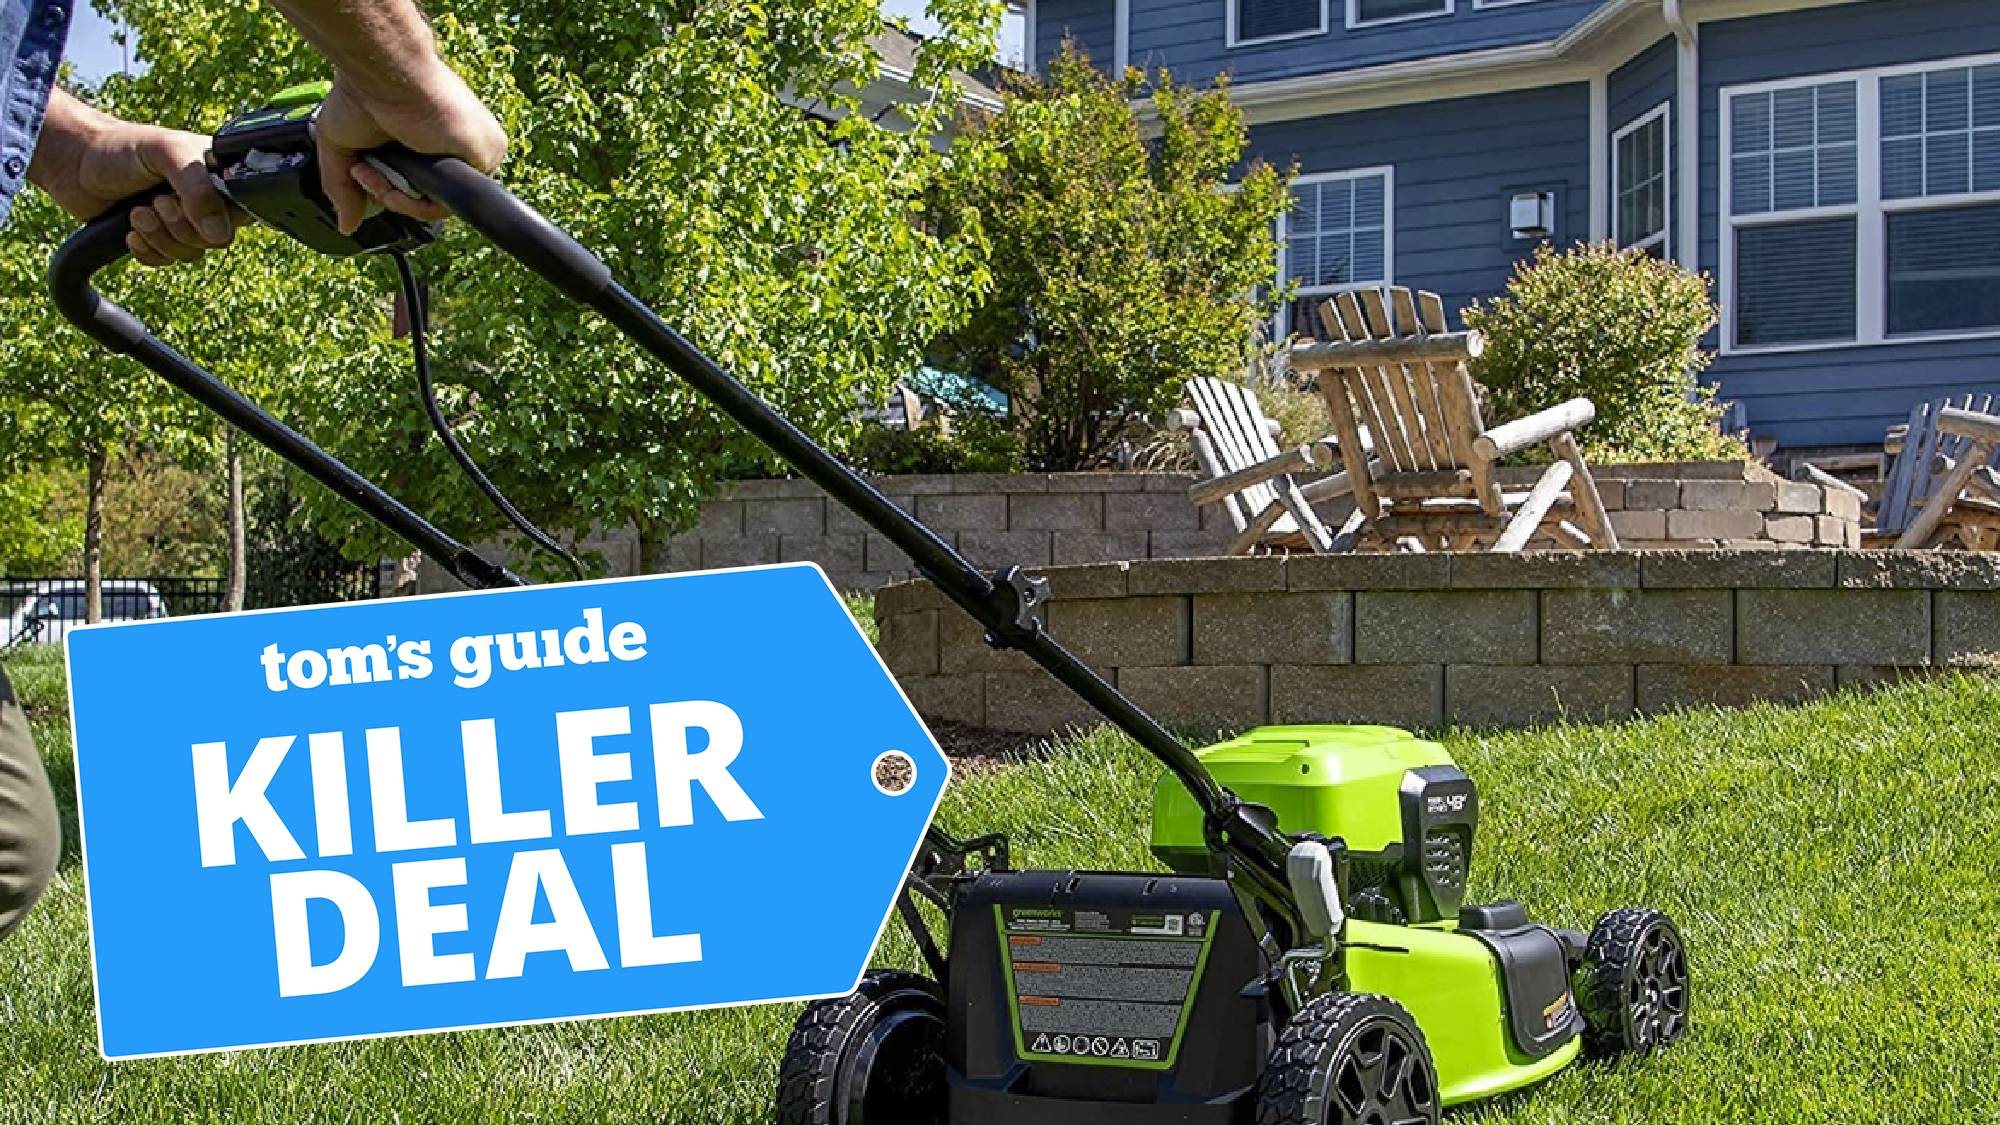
left=2, top=568, right=380, bottom=649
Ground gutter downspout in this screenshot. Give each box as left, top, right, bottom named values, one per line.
left=1114, top=0, right=1130, bottom=75
left=1663, top=0, right=1700, bottom=271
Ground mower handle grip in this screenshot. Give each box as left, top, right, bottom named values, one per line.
left=47, top=147, right=616, bottom=341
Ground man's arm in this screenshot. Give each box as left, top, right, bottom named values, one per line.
left=27, top=89, right=244, bottom=266
left=28, top=0, right=503, bottom=264
left=265, top=0, right=506, bottom=234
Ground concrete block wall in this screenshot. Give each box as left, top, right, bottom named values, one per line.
left=873, top=551, right=2000, bottom=734
left=419, top=462, right=1859, bottom=594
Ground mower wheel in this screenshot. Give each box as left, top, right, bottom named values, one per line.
left=1577, top=907, right=1689, bottom=1059
left=775, top=968, right=947, bottom=1125
left=1253, top=992, right=1440, bottom=1125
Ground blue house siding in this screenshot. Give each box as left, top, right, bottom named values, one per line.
left=1249, top=83, right=1591, bottom=316
left=1127, top=0, right=1601, bottom=86
left=1608, top=36, right=1673, bottom=130
left=1036, top=0, right=1118, bottom=70
left=1698, top=0, right=2000, bottom=446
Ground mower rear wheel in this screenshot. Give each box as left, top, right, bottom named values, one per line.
left=775, top=969, right=947, bottom=1125
left=1254, top=992, right=1440, bottom=1125
left=1578, top=907, right=1689, bottom=1059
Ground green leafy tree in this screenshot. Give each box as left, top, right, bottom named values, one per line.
left=0, top=188, right=232, bottom=616
left=76, top=0, right=1002, bottom=576
left=1466, top=242, right=1744, bottom=463
left=928, top=46, right=1291, bottom=470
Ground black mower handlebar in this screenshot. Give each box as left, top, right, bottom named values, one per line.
left=47, top=147, right=1305, bottom=931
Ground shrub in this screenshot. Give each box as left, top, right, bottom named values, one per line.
left=1464, top=243, right=1744, bottom=463
left=847, top=412, right=1023, bottom=476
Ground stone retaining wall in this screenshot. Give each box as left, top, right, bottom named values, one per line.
left=872, top=551, right=2000, bottom=734
left=421, top=462, right=1861, bottom=594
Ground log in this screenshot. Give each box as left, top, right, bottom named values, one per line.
left=1550, top=430, right=1617, bottom=549
left=1187, top=442, right=1335, bottom=507
left=1299, top=461, right=1376, bottom=504
left=1794, top=461, right=1872, bottom=501
left=1319, top=372, right=1380, bottom=519
left=1549, top=520, right=1593, bottom=549
left=1806, top=451, right=1886, bottom=476
left=1473, top=398, right=1597, bottom=463
left=1938, top=406, right=2000, bottom=446
left=1289, top=332, right=1484, bottom=370
left=1896, top=440, right=1995, bottom=549
left=1227, top=499, right=1291, bottom=556
left=1371, top=470, right=1477, bottom=499
left=1328, top=506, right=1369, bottom=553
left=1492, top=460, right=1574, bottom=553
left=1969, top=465, right=2000, bottom=506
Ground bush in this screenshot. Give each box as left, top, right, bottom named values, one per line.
left=846, top=412, right=1023, bottom=476
left=1464, top=243, right=1744, bottom=463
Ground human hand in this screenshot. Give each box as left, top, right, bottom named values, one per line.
left=313, top=59, right=507, bottom=235
left=29, top=91, right=249, bottom=267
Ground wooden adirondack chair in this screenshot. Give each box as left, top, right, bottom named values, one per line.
left=1289, top=287, right=1619, bottom=553
left=1798, top=394, right=2000, bottom=548
left=1171, top=376, right=1371, bottom=554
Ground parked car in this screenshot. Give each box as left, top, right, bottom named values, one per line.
left=2, top=581, right=171, bottom=647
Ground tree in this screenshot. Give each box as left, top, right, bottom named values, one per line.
left=927, top=46, right=1291, bottom=471
left=70, top=0, right=1003, bottom=579
left=0, top=190, right=222, bottom=617
left=0, top=137, right=401, bottom=608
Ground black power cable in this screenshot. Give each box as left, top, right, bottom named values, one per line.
left=390, top=251, right=585, bottom=582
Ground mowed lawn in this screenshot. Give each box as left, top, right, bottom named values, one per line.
left=5, top=640, right=2000, bottom=1124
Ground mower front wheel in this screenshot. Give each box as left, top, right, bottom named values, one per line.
left=1254, top=992, right=1441, bottom=1125
left=775, top=969, right=947, bottom=1125
left=1577, top=907, right=1689, bottom=1059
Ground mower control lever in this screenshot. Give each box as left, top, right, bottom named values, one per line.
left=1286, top=840, right=1345, bottom=942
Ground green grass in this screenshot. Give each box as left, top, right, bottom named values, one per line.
left=6, top=645, right=2000, bottom=1123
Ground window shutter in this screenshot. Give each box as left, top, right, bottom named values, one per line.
left=1352, top=0, right=1449, bottom=25
left=1238, top=0, right=1321, bottom=41
left=1888, top=203, right=2000, bottom=335
left=1735, top=219, right=1858, bottom=346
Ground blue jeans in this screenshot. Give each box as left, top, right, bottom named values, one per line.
left=0, top=0, right=74, bottom=225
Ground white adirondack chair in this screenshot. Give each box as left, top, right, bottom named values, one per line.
left=1171, top=376, right=1371, bottom=554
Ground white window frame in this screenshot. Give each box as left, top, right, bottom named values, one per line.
left=1227, top=0, right=1328, bottom=48
left=1275, top=166, right=1396, bottom=339
left=1346, top=0, right=1453, bottom=31
left=1612, top=102, right=1672, bottom=255
left=1470, top=0, right=1546, bottom=8
left=1721, top=51, right=2000, bottom=356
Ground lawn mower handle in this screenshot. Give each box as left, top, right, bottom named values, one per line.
left=47, top=148, right=1302, bottom=921
left=48, top=179, right=524, bottom=592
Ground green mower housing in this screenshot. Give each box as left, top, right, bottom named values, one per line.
left=1151, top=726, right=1582, bottom=1107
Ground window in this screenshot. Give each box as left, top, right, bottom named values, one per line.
left=1613, top=104, right=1670, bottom=256
left=1348, top=0, right=1452, bottom=30
left=1723, top=54, right=2000, bottom=353
left=1230, top=0, right=1326, bottom=46
left=1277, top=168, right=1393, bottom=338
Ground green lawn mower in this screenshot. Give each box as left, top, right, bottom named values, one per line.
left=48, top=84, right=1687, bottom=1125
left=779, top=729, right=1687, bottom=1125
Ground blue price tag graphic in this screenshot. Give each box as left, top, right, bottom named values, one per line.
left=65, top=564, right=947, bottom=1059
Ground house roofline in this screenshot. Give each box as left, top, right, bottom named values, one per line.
left=1196, top=0, right=1864, bottom=125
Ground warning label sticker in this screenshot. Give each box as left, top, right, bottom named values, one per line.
left=1000, top=906, right=1209, bottom=1070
